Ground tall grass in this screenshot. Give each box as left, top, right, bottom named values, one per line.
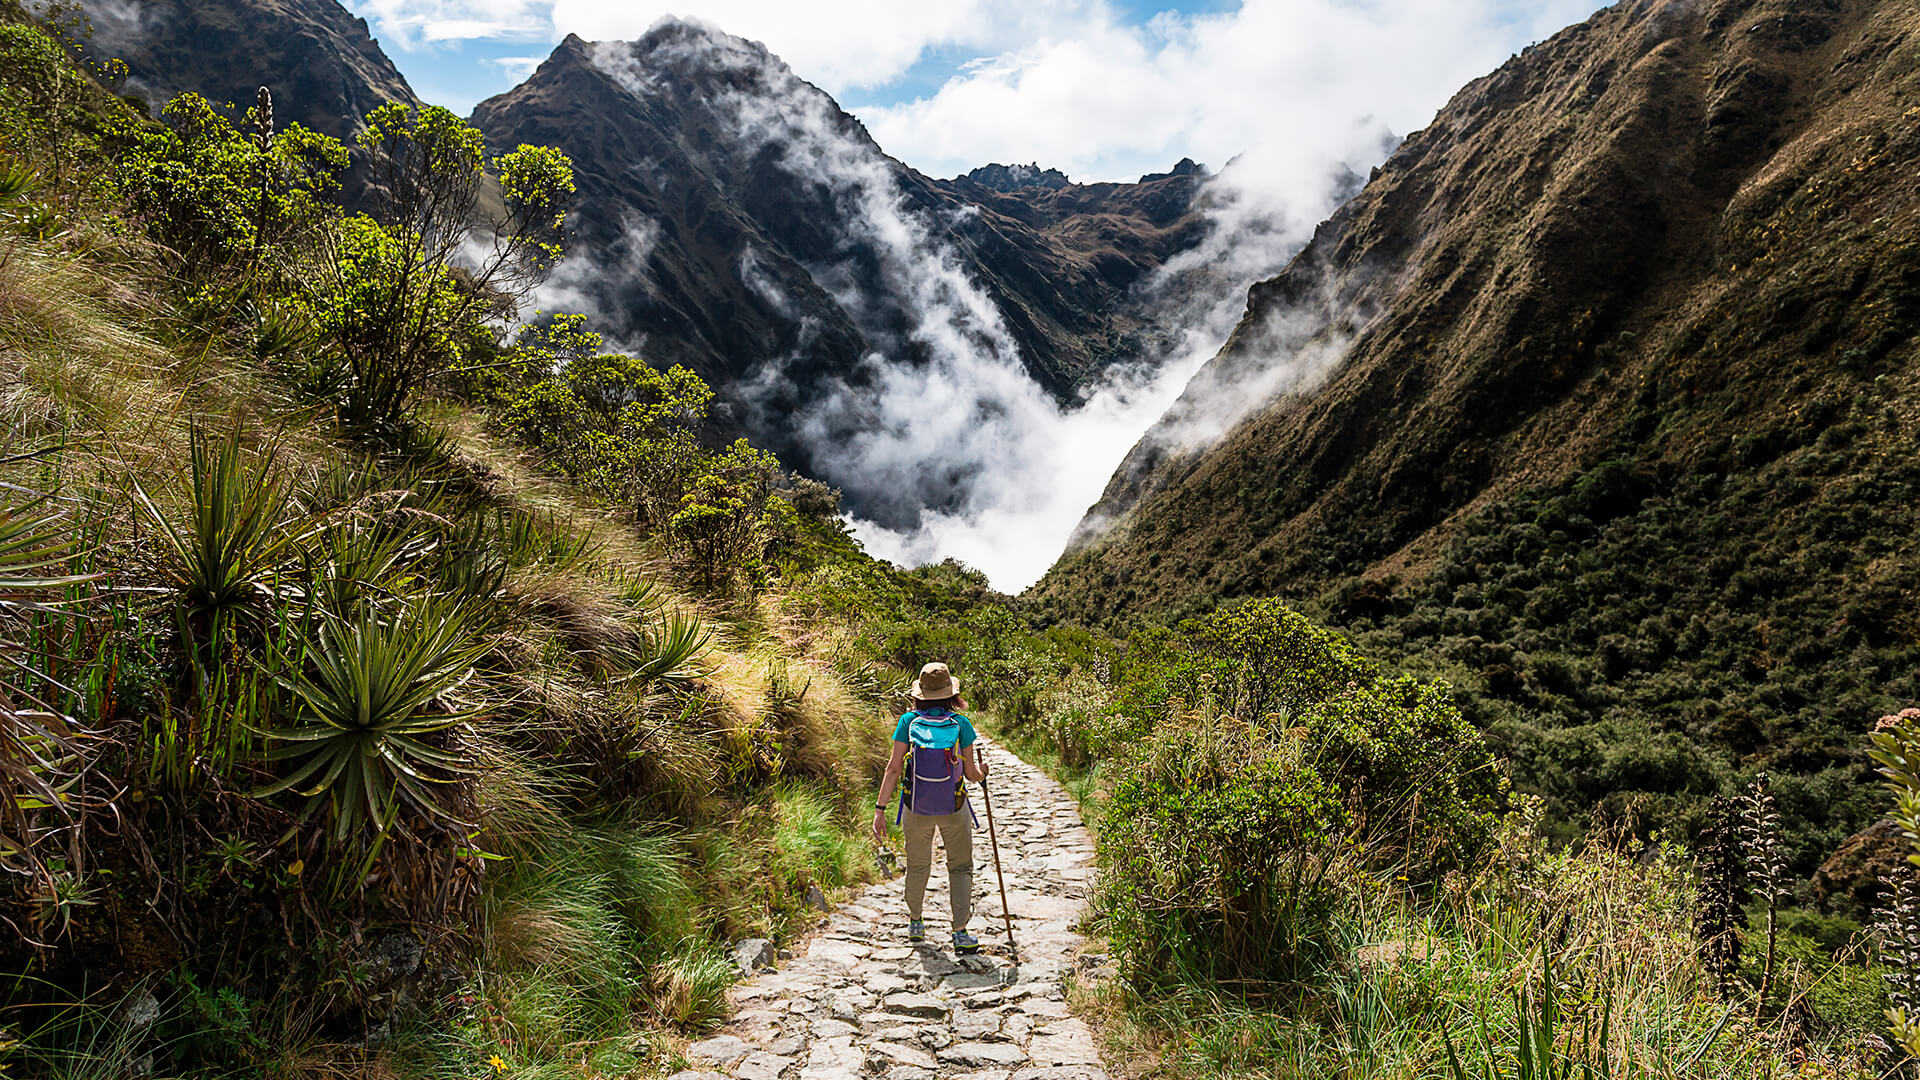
left=1078, top=816, right=1885, bottom=1080
left=769, top=780, right=871, bottom=892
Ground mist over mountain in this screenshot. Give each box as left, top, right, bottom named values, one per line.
left=467, top=23, right=1210, bottom=536
left=71, top=1, right=1390, bottom=587
left=1038, top=0, right=1920, bottom=868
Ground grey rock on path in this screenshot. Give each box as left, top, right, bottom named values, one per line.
left=672, top=736, right=1108, bottom=1080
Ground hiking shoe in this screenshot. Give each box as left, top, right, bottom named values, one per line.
left=907, top=919, right=926, bottom=942
left=953, top=930, right=980, bottom=954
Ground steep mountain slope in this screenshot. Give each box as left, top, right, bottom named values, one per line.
left=82, top=0, right=418, bottom=198
left=469, top=23, right=1205, bottom=521
left=1036, top=0, right=1920, bottom=868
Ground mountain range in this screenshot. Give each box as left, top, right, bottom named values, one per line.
left=78, top=0, right=1920, bottom=884
left=467, top=24, right=1207, bottom=525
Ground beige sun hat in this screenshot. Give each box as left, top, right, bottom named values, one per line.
left=910, top=662, right=960, bottom=700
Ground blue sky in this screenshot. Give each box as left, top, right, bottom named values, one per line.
left=344, top=0, right=1599, bottom=182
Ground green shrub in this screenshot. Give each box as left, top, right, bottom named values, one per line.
left=1097, top=599, right=1504, bottom=992
left=1103, top=712, right=1350, bottom=988
left=115, top=91, right=345, bottom=274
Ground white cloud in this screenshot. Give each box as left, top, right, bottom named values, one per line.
left=350, top=0, right=548, bottom=48
left=489, top=54, right=549, bottom=80
left=858, top=0, right=1603, bottom=183
left=555, top=1, right=1108, bottom=92
left=360, top=0, right=1612, bottom=587
left=349, top=1, right=1602, bottom=181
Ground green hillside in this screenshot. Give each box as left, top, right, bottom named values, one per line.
left=0, top=9, right=935, bottom=1072
left=1036, top=0, right=1920, bottom=878
left=0, top=1, right=1911, bottom=1077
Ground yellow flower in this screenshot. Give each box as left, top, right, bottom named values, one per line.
left=488, top=1055, right=507, bottom=1073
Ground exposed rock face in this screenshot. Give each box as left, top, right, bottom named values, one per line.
left=960, top=162, right=1073, bottom=193
left=1138, top=157, right=1205, bottom=184
left=469, top=23, right=1206, bottom=522
left=81, top=0, right=418, bottom=201
left=1813, top=819, right=1906, bottom=918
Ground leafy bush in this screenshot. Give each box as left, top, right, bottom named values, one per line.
left=1097, top=599, right=1505, bottom=991
left=115, top=91, right=345, bottom=273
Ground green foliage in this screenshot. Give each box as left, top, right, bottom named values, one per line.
left=1870, top=708, right=1920, bottom=1059
left=1317, top=433, right=1920, bottom=868
left=1183, top=599, right=1374, bottom=722
left=769, top=780, right=869, bottom=893
left=296, top=212, right=472, bottom=435
left=1104, top=713, right=1349, bottom=988
left=0, top=490, right=101, bottom=911
left=0, top=19, right=130, bottom=205
left=493, top=317, right=795, bottom=593
left=498, top=316, right=716, bottom=524
left=1082, top=599, right=1506, bottom=994
left=262, top=103, right=579, bottom=439
left=114, top=91, right=345, bottom=273
left=0, top=40, right=879, bottom=1074
left=256, top=594, right=489, bottom=848
left=670, top=441, right=781, bottom=591
left=132, top=427, right=301, bottom=629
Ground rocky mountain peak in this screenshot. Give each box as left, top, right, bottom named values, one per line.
left=1138, top=157, right=1206, bottom=183
left=960, top=163, right=1073, bottom=193
left=470, top=23, right=1205, bottom=531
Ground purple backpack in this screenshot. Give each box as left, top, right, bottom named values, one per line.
left=902, top=711, right=971, bottom=818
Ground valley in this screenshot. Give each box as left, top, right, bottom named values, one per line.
left=0, top=0, right=1913, bottom=1075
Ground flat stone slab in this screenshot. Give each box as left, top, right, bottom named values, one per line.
left=1027, top=1025, right=1101, bottom=1067
left=882, top=992, right=949, bottom=1018
left=685, top=1034, right=749, bottom=1065
left=939, top=1041, right=1031, bottom=1068
left=868, top=1040, right=939, bottom=1070
left=733, top=1051, right=794, bottom=1080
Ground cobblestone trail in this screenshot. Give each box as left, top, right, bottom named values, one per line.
left=671, top=736, right=1109, bottom=1080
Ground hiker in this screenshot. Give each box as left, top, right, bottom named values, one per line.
left=872, top=661, right=990, bottom=952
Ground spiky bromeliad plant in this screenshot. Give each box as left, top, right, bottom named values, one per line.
left=133, top=427, right=303, bottom=630
left=256, top=592, right=492, bottom=884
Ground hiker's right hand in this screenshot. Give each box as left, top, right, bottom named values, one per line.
left=872, top=806, right=886, bottom=845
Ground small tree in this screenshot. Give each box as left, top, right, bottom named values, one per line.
left=116, top=91, right=346, bottom=275
left=323, top=104, right=573, bottom=436
left=499, top=317, right=717, bottom=526
left=668, top=440, right=781, bottom=592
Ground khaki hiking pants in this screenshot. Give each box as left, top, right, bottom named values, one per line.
left=902, top=806, right=972, bottom=930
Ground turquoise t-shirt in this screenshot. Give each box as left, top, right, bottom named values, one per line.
left=892, top=709, right=977, bottom=748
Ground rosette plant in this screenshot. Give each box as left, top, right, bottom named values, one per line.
left=256, top=593, right=491, bottom=856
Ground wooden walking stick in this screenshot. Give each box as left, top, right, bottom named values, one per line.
left=979, top=747, right=1018, bottom=962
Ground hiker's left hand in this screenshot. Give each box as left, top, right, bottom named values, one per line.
left=871, top=806, right=886, bottom=845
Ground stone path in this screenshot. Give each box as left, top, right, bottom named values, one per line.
left=672, top=736, right=1109, bottom=1080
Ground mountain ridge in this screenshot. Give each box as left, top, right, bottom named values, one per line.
left=469, top=20, right=1211, bottom=527
left=1034, top=0, right=1920, bottom=865
left=82, top=0, right=419, bottom=203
